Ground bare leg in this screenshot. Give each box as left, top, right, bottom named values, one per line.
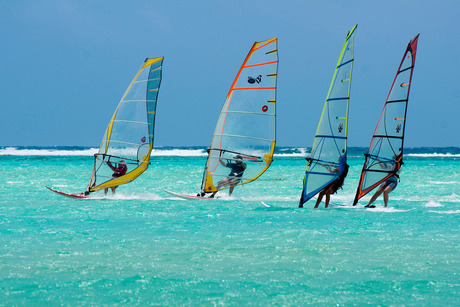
left=104, top=188, right=108, bottom=195
left=324, top=189, right=332, bottom=208
left=382, top=186, right=393, bottom=207
left=366, top=186, right=384, bottom=206
left=228, top=179, right=237, bottom=196
left=111, top=187, right=116, bottom=195
left=314, top=190, right=325, bottom=209
left=229, top=186, right=234, bottom=196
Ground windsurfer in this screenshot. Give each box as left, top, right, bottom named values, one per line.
left=365, top=158, right=398, bottom=208
left=104, top=160, right=128, bottom=195
left=210, top=155, right=247, bottom=197
left=314, top=162, right=349, bottom=209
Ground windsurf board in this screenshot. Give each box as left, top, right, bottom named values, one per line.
left=46, top=186, right=89, bottom=199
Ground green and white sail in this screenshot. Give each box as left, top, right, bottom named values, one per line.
left=299, top=25, right=357, bottom=207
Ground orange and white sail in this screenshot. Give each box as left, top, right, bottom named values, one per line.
left=200, top=39, right=278, bottom=194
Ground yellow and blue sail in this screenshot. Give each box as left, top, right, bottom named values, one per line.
left=299, top=25, right=357, bottom=207
left=353, top=34, right=419, bottom=205
left=200, top=39, right=278, bottom=194
left=86, top=57, right=163, bottom=193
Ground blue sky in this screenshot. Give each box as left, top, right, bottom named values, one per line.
left=1, top=0, right=458, bottom=147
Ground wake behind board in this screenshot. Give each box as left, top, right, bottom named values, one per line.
left=46, top=186, right=89, bottom=199
left=164, top=189, right=218, bottom=200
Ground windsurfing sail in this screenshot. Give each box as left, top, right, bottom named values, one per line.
left=199, top=38, right=278, bottom=195
left=85, top=57, right=164, bottom=194
left=353, top=34, right=419, bottom=205
left=299, top=25, right=357, bottom=207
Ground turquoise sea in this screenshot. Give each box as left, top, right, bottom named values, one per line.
left=1, top=146, right=459, bottom=305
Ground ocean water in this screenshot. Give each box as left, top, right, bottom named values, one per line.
left=0, top=146, right=459, bottom=305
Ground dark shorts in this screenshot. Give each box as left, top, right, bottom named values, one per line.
left=325, top=178, right=345, bottom=194
left=328, top=182, right=341, bottom=194
left=380, top=176, right=397, bottom=191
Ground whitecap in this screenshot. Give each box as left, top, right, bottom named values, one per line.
left=0, top=148, right=98, bottom=156
left=424, top=201, right=443, bottom=207
left=407, top=153, right=460, bottom=158
left=429, top=181, right=457, bottom=185
left=150, top=148, right=207, bottom=157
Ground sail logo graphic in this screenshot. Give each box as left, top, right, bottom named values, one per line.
left=248, top=75, right=262, bottom=84
left=395, top=124, right=401, bottom=133
left=141, top=136, right=146, bottom=143
left=338, top=122, right=344, bottom=133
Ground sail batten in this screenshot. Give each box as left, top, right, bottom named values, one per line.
left=233, top=87, right=276, bottom=90
left=86, top=57, right=163, bottom=194
left=243, top=60, right=278, bottom=68
left=353, top=34, right=419, bottom=205
left=327, top=97, right=349, bottom=101
left=113, top=120, right=149, bottom=125
left=133, top=78, right=161, bottom=84
left=337, top=59, right=354, bottom=68
left=386, top=99, right=408, bottom=103
left=299, top=25, right=357, bottom=207
left=373, top=135, right=404, bottom=139
left=214, top=133, right=274, bottom=142
left=200, top=39, right=278, bottom=194
left=224, top=110, right=274, bottom=116
left=315, top=135, right=347, bottom=139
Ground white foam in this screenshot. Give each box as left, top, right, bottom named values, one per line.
left=274, top=147, right=309, bottom=157
left=440, top=193, right=460, bottom=202
left=0, top=147, right=98, bottom=156
left=424, top=201, right=443, bottom=207
left=150, top=148, right=207, bottom=157
left=104, top=192, right=164, bottom=200
left=429, top=181, right=457, bottom=185
left=0, top=147, right=209, bottom=157
left=366, top=207, right=411, bottom=212
left=406, top=153, right=460, bottom=158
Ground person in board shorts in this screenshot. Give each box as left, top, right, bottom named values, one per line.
left=210, top=155, right=247, bottom=198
